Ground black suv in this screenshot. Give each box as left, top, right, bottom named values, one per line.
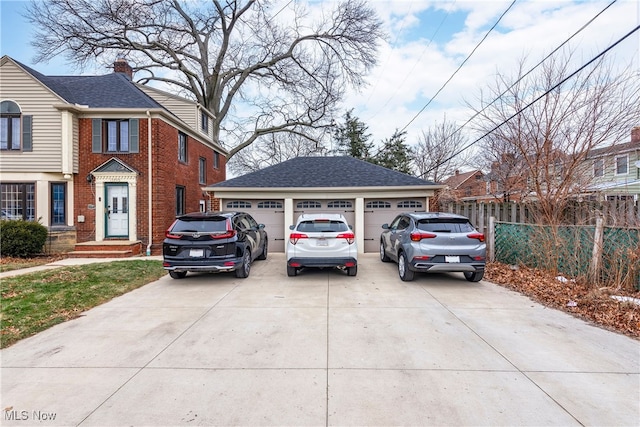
left=163, top=211, right=268, bottom=279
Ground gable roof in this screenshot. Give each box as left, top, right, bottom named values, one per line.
left=587, top=140, right=640, bottom=159
left=211, top=156, right=436, bottom=188
left=10, top=57, right=164, bottom=110
left=443, top=170, right=482, bottom=189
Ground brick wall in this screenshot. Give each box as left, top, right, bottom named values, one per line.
left=75, top=117, right=226, bottom=255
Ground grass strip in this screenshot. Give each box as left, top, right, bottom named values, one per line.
left=1, top=260, right=166, bottom=348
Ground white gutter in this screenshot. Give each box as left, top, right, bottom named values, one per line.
left=146, top=110, right=153, bottom=256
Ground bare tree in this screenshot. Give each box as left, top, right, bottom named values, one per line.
left=413, top=118, right=470, bottom=183
left=472, top=52, right=640, bottom=223
left=26, top=0, right=384, bottom=159
left=230, top=131, right=328, bottom=175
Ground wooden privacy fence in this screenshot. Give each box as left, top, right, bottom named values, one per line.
left=440, top=200, right=640, bottom=231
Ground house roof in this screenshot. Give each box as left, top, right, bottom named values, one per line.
left=588, top=140, right=640, bottom=158
left=442, top=170, right=482, bottom=189
left=211, top=156, right=437, bottom=188
left=13, top=58, right=165, bottom=110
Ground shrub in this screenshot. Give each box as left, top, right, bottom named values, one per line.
left=0, top=220, right=48, bottom=258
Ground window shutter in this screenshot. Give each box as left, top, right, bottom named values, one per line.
left=92, top=119, right=102, bottom=153
left=22, top=115, right=33, bottom=152
left=129, top=118, right=139, bottom=153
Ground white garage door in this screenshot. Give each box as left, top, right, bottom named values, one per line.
left=363, top=199, right=425, bottom=253
left=293, top=199, right=356, bottom=227
left=225, top=200, right=285, bottom=252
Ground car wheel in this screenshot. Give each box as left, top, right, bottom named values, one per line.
left=398, top=252, right=415, bottom=281
left=287, top=265, right=298, bottom=277
left=235, top=250, right=251, bottom=278
left=380, top=241, right=390, bottom=262
left=257, top=239, right=268, bottom=260
left=347, top=265, right=357, bottom=276
left=169, top=271, right=187, bottom=279
left=464, top=271, right=484, bottom=282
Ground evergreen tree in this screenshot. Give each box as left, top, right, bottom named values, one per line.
left=332, top=109, right=374, bottom=160
left=372, top=129, right=413, bottom=174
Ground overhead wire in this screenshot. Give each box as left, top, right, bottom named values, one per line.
left=418, top=23, right=640, bottom=178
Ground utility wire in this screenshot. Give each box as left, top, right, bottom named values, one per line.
left=418, top=23, right=640, bottom=179
left=398, top=0, right=518, bottom=134
left=421, top=0, right=619, bottom=172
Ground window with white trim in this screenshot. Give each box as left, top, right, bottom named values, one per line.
left=178, top=132, right=187, bottom=163
left=616, top=155, right=628, bottom=175
left=226, top=201, right=252, bottom=209
left=1, top=100, right=31, bottom=151
left=366, top=201, right=391, bottom=209
left=327, top=200, right=352, bottom=208
left=1, top=183, right=35, bottom=220
left=258, top=201, right=283, bottom=209
left=593, top=158, right=604, bottom=177
left=296, top=201, right=321, bottom=209
left=397, top=200, right=423, bottom=208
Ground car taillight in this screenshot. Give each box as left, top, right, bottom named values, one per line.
left=289, top=232, right=308, bottom=245
left=467, top=233, right=485, bottom=242
left=337, top=232, right=355, bottom=244
left=165, top=220, right=182, bottom=239
left=410, top=232, right=436, bottom=241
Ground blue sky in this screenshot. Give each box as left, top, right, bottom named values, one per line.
left=1, top=0, right=639, bottom=148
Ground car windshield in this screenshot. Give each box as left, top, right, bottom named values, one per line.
left=417, top=218, right=474, bottom=233
left=297, top=220, right=349, bottom=233
left=172, top=217, right=228, bottom=233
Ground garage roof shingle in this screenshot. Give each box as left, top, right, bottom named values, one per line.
left=212, top=156, right=436, bottom=188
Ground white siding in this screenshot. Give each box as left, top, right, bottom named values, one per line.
left=0, top=59, right=65, bottom=173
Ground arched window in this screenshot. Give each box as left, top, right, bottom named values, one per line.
left=327, top=200, right=353, bottom=208
left=1, top=100, right=30, bottom=151
left=258, top=201, right=283, bottom=209
left=397, top=200, right=423, bottom=209
left=296, top=201, right=321, bottom=209
left=226, top=201, right=252, bottom=209
left=366, top=201, right=391, bottom=209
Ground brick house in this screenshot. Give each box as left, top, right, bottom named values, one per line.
left=0, top=56, right=226, bottom=255
left=439, top=170, right=488, bottom=202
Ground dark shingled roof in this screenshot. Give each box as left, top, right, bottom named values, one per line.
left=212, top=156, right=436, bottom=188
left=15, top=60, right=164, bottom=109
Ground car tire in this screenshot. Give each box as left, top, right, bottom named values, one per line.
left=257, top=239, right=268, bottom=260
left=235, top=250, right=251, bottom=278
left=398, top=252, right=415, bottom=281
left=380, top=241, right=391, bottom=262
left=169, top=271, right=187, bottom=279
left=347, top=265, right=357, bottom=276
left=464, top=271, right=484, bottom=282
left=287, top=265, right=298, bottom=277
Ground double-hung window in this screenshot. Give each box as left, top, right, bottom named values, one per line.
left=616, top=155, right=628, bottom=175
left=92, top=118, right=138, bottom=153
left=199, top=157, right=206, bottom=184
left=201, top=110, right=209, bottom=133
left=593, top=158, right=604, bottom=178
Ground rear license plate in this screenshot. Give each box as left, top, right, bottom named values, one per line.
left=190, top=249, right=204, bottom=257
left=316, top=239, right=328, bottom=247
left=445, top=256, right=460, bottom=263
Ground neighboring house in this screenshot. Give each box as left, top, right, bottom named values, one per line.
left=439, top=170, right=488, bottom=202
left=0, top=55, right=226, bottom=255
left=204, top=156, right=443, bottom=253
left=583, top=127, right=640, bottom=202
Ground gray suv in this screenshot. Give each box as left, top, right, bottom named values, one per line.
left=380, top=212, right=485, bottom=282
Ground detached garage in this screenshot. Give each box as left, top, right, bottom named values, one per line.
left=204, top=157, right=442, bottom=253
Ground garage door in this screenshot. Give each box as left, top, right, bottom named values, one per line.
left=293, top=200, right=356, bottom=227
left=363, top=199, right=425, bottom=253
left=225, top=200, right=285, bottom=252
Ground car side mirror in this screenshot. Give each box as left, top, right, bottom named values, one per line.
left=289, top=225, right=295, bottom=230
left=349, top=225, right=353, bottom=230
left=258, top=224, right=265, bottom=229
left=382, top=223, right=389, bottom=229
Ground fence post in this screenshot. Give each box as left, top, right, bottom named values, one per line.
left=589, top=214, right=604, bottom=284
left=488, top=216, right=495, bottom=262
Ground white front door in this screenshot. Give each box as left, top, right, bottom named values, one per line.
left=106, top=184, right=129, bottom=237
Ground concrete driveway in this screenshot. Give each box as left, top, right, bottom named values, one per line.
left=1, top=253, right=639, bottom=426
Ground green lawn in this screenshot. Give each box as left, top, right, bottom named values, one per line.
left=0, top=260, right=166, bottom=348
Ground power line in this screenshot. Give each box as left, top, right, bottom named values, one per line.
left=398, top=0, right=518, bottom=134
left=419, top=23, right=640, bottom=179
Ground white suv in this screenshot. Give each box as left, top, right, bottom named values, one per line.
left=286, top=213, right=357, bottom=276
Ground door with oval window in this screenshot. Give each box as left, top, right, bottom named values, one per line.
left=106, top=184, right=129, bottom=237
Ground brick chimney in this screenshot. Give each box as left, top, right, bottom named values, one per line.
left=631, top=127, right=640, bottom=143
left=113, top=58, right=133, bottom=79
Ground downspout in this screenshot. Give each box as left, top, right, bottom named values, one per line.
left=146, top=110, right=153, bottom=256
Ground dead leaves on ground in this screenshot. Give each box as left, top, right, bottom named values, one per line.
left=486, top=262, right=640, bottom=339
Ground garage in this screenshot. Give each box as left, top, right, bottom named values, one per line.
left=205, top=157, right=441, bottom=253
